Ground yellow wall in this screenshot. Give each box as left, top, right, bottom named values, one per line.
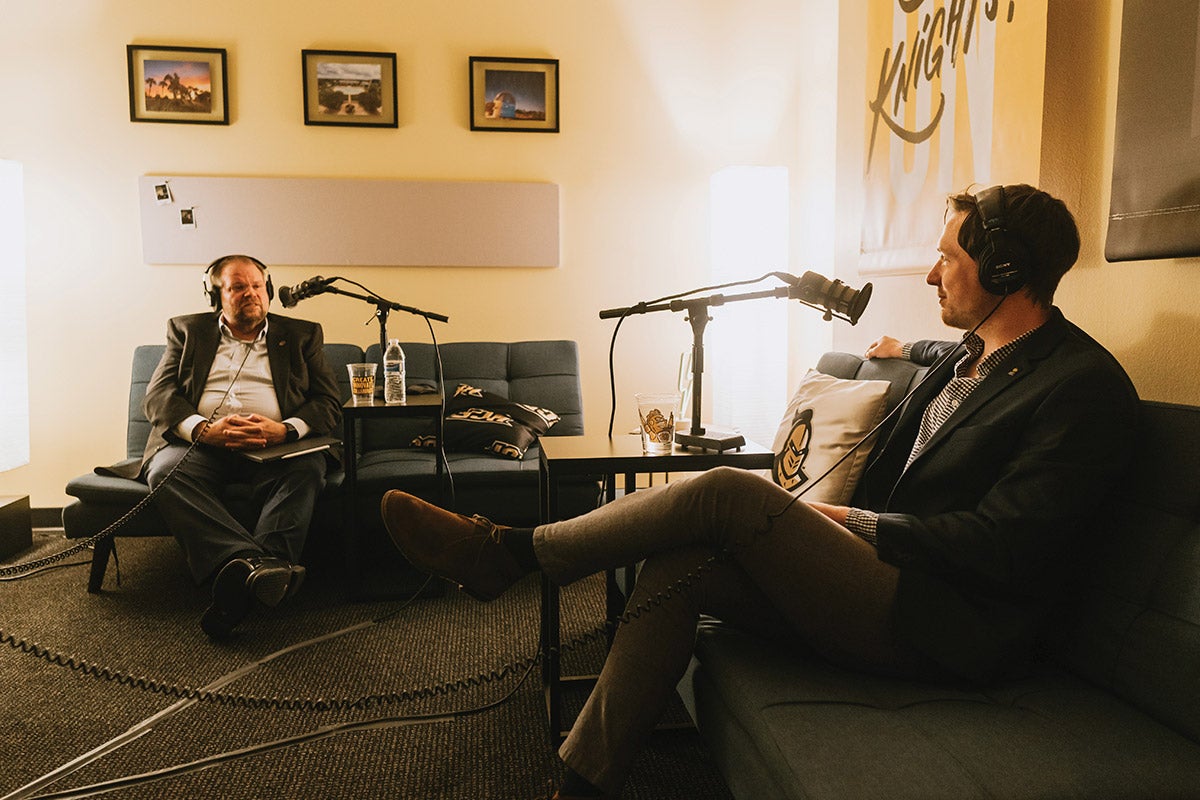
left=2, top=0, right=1197, bottom=509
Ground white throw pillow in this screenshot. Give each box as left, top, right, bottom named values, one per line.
left=768, top=369, right=892, bottom=504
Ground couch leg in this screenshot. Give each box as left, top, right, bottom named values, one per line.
left=88, top=538, right=113, bottom=594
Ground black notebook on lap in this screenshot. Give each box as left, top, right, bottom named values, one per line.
left=239, top=435, right=340, bottom=463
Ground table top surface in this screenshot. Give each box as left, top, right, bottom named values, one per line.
left=539, top=433, right=773, bottom=474
left=342, top=393, right=443, bottom=415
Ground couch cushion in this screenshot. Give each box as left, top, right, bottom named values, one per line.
left=65, top=464, right=152, bottom=504
left=363, top=340, right=584, bottom=450
left=1045, top=400, right=1200, bottom=744
left=815, top=351, right=928, bottom=448
left=324, top=342, right=369, bottom=403
left=126, top=345, right=166, bottom=459
left=690, top=621, right=1200, bottom=800
left=62, top=497, right=168, bottom=541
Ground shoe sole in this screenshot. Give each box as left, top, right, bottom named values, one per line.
left=250, top=564, right=305, bottom=608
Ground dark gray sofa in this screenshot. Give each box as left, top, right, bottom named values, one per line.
left=62, top=340, right=598, bottom=593
left=683, top=351, right=1200, bottom=799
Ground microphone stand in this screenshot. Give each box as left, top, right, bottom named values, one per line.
left=315, top=285, right=449, bottom=373
left=601, top=284, right=855, bottom=453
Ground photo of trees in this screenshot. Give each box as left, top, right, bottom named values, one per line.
left=142, top=59, right=213, bottom=114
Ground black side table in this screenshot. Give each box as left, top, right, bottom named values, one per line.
left=341, top=394, right=443, bottom=592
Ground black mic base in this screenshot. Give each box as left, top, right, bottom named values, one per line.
left=674, top=426, right=746, bottom=453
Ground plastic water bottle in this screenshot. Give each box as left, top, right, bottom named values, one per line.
left=383, top=338, right=406, bottom=404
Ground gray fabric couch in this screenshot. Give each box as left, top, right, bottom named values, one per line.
left=62, top=340, right=597, bottom=592
left=683, top=351, right=1200, bottom=799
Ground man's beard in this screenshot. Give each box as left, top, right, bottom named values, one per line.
left=230, top=300, right=265, bottom=328
left=940, top=299, right=991, bottom=331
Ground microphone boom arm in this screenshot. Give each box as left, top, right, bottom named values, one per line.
left=599, top=274, right=870, bottom=451
left=599, top=283, right=864, bottom=325
left=317, top=284, right=449, bottom=324
left=313, top=284, right=449, bottom=377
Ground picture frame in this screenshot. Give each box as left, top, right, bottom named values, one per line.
left=469, top=57, right=559, bottom=133
left=302, top=49, right=398, bottom=128
left=127, top=45, right=229, bottom=125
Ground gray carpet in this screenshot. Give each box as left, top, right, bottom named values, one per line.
left=1, top=532, right=734, bottom=800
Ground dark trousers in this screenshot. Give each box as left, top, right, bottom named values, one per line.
left=145, top=443, right=327, bottom=583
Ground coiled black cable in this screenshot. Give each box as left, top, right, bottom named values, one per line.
left=1, top=548, right=724, bottom=714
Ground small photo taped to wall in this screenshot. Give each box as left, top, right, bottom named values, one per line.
left=180, top=207, right=196, bottom=228
left=154, top=181, right=172, bottom=205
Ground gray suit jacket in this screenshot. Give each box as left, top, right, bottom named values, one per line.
left=112, top=312, right=342, bottom=478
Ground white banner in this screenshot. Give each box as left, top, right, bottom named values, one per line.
left=861, top=0, right=1047, bottom=275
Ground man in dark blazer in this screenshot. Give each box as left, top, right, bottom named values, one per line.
left=137, top=254, right=341, bottom=639
left=378, top=184, right=1139, bottom=799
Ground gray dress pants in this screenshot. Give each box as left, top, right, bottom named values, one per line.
left=534, top=466, right=924, bottom=795
left=145, top=443, right=327, bottom=582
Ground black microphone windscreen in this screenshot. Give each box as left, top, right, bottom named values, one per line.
left=278, top=285, right=297, bottom=308
left=793, top=271, right=871, bottom=324
left=847, top=282, right=871, bottom=325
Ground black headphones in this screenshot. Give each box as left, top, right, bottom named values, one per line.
left=203, top=254, right=274, bottom=310
left=974, top=185, right=1031, bottom=295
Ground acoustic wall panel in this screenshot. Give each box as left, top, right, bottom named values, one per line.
left=138, top=175, right=560, bottom=268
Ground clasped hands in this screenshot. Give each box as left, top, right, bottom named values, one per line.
left=195, top=413, right=286, bottom=450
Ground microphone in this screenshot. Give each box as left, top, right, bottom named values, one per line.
left=278, top=276, right=334, bottom=308
left=781, top=271, right=872, bottom=325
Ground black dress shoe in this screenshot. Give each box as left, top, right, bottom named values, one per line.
left=200, top=557, right=304, bottom=639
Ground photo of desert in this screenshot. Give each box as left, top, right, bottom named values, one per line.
left=142, top=59, right=213, bottom=114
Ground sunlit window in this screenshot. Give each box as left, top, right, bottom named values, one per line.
left=708, top=166, right=789, bottom=447
left=0, top=160, right=30, bottom=472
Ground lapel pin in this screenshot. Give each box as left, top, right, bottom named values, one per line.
left=1008, top=367, right=1019, bottom=376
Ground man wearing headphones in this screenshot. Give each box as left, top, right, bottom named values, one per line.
left=138, top=255, right=341, bottom=639
left=381, top=185, right=1139, bottom=799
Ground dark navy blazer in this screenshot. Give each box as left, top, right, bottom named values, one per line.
left=852, top=308, right=1139, bottom=681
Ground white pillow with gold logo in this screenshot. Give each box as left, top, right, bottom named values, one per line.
left=769, top=369, right=891, bottom=503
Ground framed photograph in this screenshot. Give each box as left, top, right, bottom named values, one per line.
left=302, top=49, right=397, bottom=128
left=469, top=57, right=559, bottom=133
left=127, top=45, right=228, bottom=125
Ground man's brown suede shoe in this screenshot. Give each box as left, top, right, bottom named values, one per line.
left=380, top=490, right=527, bottom=601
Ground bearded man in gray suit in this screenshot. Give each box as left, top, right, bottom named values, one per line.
left=137, top=254, right=341, bottom=638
